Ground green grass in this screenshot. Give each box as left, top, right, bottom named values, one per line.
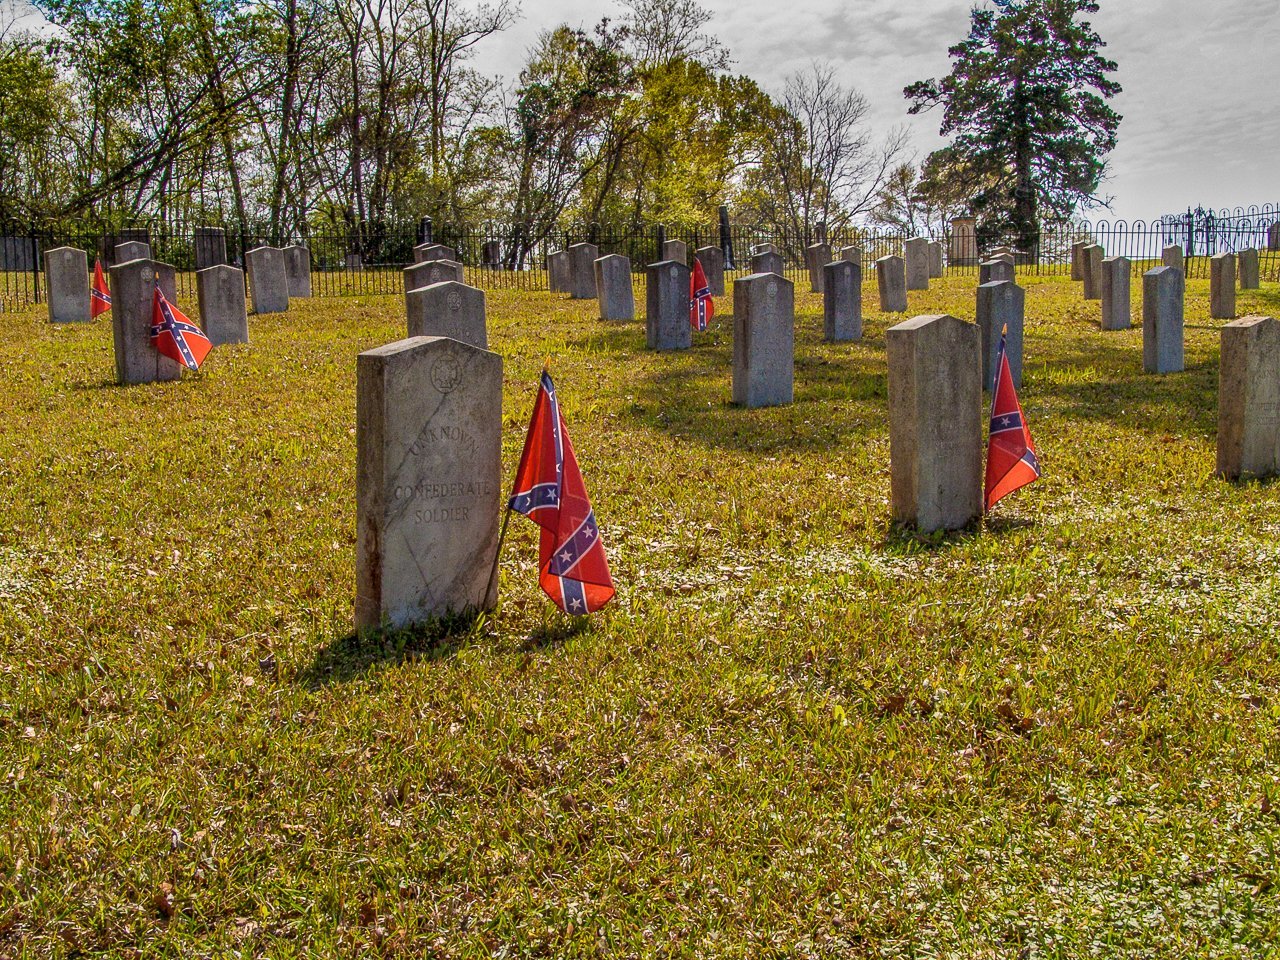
left=2, top=272, right=1279, bottom=957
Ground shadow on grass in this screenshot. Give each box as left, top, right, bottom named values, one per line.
left=519, top=615, right=592, bottom=652
left=298, top=610, right=485, bottom=687
left=879, top=514, right=1034, bottom=554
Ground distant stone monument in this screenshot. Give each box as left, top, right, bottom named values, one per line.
left=976, top=280, right=1025, bottom=391
left=414, top=243, right=457, bottom=264
left=355, top=335, right=502, bottom=630
left=1210, top=253, right=1237, bottom=319
left=1071, top=240, right=1088, bottom=281
left=1099, top=256, right=1131, bottom=331
left=283, top=244, right=312, bottom=298
left=876, top=255, right=908, bottom=313
left=115, top=240, right=151, bottom=264
left=979, top=260, right=1015, bottom=285
left=548, top=250, right=570, bottom=293
left=1142, top=266, right=1184, bottom=374
left=406, top=281, right=487, bottom=349
left=823, top=260, right=862, bottom=343
left=646, top=260, right=691, bottom=351
left=404, top=259, right=464, bottom=301
left=1239, top=247, right=1261, bottom=290
left=1216, top=316, right=1280, bottom=480
left=928, top=241, right=944, bottom=279
left=1162, top=245, right=1185, bottom=272
left=904, top=237, right=930, bottom=291
left=44, top=246, right=91, bottom=324
left=194, top=227, right=227, bottom=270
left=695, top=246, right=725, bottom=296
left=806, top=242, right=832, bottom=293
left=948, top=218, right=979, bottom=267
left=244, top=246, right=289, bottom=313
left=750, top=249, right=784, bottom=276
left=840, top=245, right=863, bottom=268
left=1082, top=244, right=1104, bottom=300
left=732, top=273, right=794, bottom=408
left=594, top=255, right=635, bottom=322
left=662, top=239, right=688, bottom=264
left=887, top=314, right=982, bottom=532
left=567, top=243, right=599, bottom=299
left=196, top=264, right=249, bottom=347
left=110, top=259, right=182, bottom=385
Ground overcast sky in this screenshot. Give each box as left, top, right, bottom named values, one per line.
left=11, top=0, right=1279, bottom=222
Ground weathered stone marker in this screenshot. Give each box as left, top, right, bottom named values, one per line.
left=404, top=259, right=464, bottom=298
left=355, top=335, right=502, bottom=630
left=594, top=255, right=635, bottom=322
left=646, top=260, right=691, bottom=351
left=1082, top=244, right=1104, bottom=300
left=1142, top=266, right=1184, bottom=374
left=414, top=243, right=456, bottom=264
left=876, top=255, right=908, bottom=313
left=806, top=242, right=832, bottom=293
left=405, top=280, right=487, bottom=349
left=949, top=218, right=979, bottom=266
left=110, top=259, right=182, bottom=385
left=750, top=249, right=784, bottom=276
left=44, top=246, right=91, bottom=324
left=753, top=242, right=779, bottom=257
left=548, top=250, right=570, bottom=293
left=283, top=244, right=312, bottom=298
left=733, top=273, right=794, bottom=408
left=976, top=280, right=1025, bottom=391
left=1239, top=247, right=1261, bottom=290
left=1217, top=316, right=1280, bottom=480
left=1162, top=245, right=1185, bottom=272
left=481, top=240, right=501, bottom=268
left=1071, top=240, right=1088, bottom=281
left=244, top=246, right=289, bottom=314
left=1211, top=253, right=1237, bottom=319
left=695, top=246, right=725, bottom=296
left=1099, top=256, right=1131, bottom=331
left=928, top=241, right=944, bottom=279
left=823, top=260, right=862, bottom=342
left=196, top=264, right=248, bottom=347
left=662, top=239, right=688, bottom=265
left=840, top=245, right=863, bottom=267
left=1269, top=223, right=1280, bottom=252
left=979, top=259, right=1015, bottom=285
left=887, top=314, right=982, bottom=532
left=904, top=237, right=931, bottom=291
left=115, top=240, right=151, bottom=263
left=567, top=243, right=599, bottom=299
left=194, top=227, right=227, bottom=270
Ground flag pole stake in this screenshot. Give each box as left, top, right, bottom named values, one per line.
left=484, top=505, right=513, bottom=606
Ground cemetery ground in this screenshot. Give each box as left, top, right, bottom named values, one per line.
left=2, top=272, right=1279, bottom=957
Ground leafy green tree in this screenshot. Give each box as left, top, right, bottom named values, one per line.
left=0, top=34, right=75, bottom=219
left=905, top=0, right=1121, bottom=250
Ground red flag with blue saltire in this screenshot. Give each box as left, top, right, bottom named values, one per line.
left=150, top=287, right=213, bottom=372
left=690, top=256, right=714, bottom=331
left=91, top=258, right=111, bottom=318
left=509, top=370, right=616, bottom=615
left=985, top=326, right=1040, bottom=511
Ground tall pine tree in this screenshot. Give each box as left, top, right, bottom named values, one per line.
left=905, top=0, right=1121, bottom=252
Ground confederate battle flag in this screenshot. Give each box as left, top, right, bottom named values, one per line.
left=985, top=326, right=1040, bottom=511
left=150, top=288, right=213, bottom=372
left=91, top=259, right=111, bottom=318
left=690, top=256, right=714, bottom=331
left=509, top=369, right=615, bottom=615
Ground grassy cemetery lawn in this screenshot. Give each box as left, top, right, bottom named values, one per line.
left=3, top=272, right=1280, bottom=956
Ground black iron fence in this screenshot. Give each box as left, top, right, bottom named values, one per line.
left=4, top=207, right=1280, bottom=311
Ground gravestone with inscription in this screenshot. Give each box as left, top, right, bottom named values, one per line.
left=406, top=280, right=487, bottom=349
left=567, top=243, right=599, bottom=299
left=1099, top=256, right=1131, bottom=331
left=283, top=244, right=312, bottom=298
left=1162, top=245, right=1184, bottom=272
left=595, top=254, right=635, bottom=322
left=662, top=239, right=688, bottom=265
left=904, top=237, right=930, bottom=291
left=976, top=280, right=1025, bottom=391
left=196, top=264, right=249, bottom=347
left=194, top=227, right=227, bottom=270
left=404, top=259, right=464, bottom=300
left=115, top=240, right=151, bottom=264
left=110, top=259, right=182, bottom=385
left=548, top=250, right=570, bottom=293
left=646, top=260, right=691, bottom=351
left=1217, top=316, right=1280, bottom=480
left=979, top=259, right=1015, bottom=285
left=1239, top=247, right=1261, bottom=290
left=414, top=243, right=457, bottom=264
left=245, top=246, right=289, bottom=313
left=1082, top=244, right=1104, bottom=300
left=1142, top=266, right=1184, bottom=374
left=823, top=260, right=862, bottom=342
left=1211, top=253, right=1237, bottom=319
left=733, top=272, right=794, bottom=408
left=887, top=314, right=982, bottom=533
left=44, top=246, right=91, bottom=324
left=695, top=246, right=725, bottom=296
left=806, top=242, right=832, bottom=293
left=876, top=255, right=908, bottom=313
left=355, top=335, right=502, bottom=630
left=750, top=249, right=784, bottom=277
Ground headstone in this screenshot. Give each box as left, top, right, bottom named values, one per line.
left=976, top=280, right=1025, bottom=391
left=567, top=243, right=599, bottom=299
left=928, top=241, right=944, bottom=279
left=1216, top=316, right=1280, bottom=480
left=904, top=237, right=931, bottom=291
left=949, top=218, right=979, bottom=266
left=414, top=243, right=457, bottom=264
left=109, top=259, right=182, bottom=385
left=119, top=227, right=150, bottom=245
left=979, top=259, right=1015, bottom=285
left=1239, top=247, right=1260, bottom=290
left=989, top=246, right=1016, bottom=265
left=732, top=273, right=794, bottom=408
left=1099, top=256, right=1131, bottom=331
left=662, top=239, right=688, bottom=265
left=481, top=240, right=502, bottom=269
left=1071, top=240, right=1088, bottom=281
left=355, top=335, right=502, bottom=630
left=595, top=255, right=635, bottom=322
left=406, top=281, right=487, bottom=349
left=1, top=235, right=38, bottom=271
left=43, top=246, right=91, bottom=324
left=1211, top=253, right=1237, bottom=319
left=1142, top=266, right=1184, bottom=374
left=1082, top=244, right=1104, bottom=300
left=752, top=242, right=779, bottom=257
left=840, top=245, right=863, bottom=267
left=887, top=314, right=982, bottom=532
left=823, top=260, right=862, bottom=343
left=548, top=250, right=570, bottom=293
left=115, top=240, right=151, bottom=263
left=283, top=244, right=312, bottom=298
left=194, top=227, right=228, bottom=270
left=1162, top=245, right=1185, bottom=272
left=695, top=246, right=725, bottom=296
left=1268, top=223, right=1280, bottom=252
left=876, top=255, right=908, bottom=312
left=244, top=246, right=289, bottom=313
left=806, top=242, right=832, bottom=293
left=345, top=252, right=364, bottom=271
left=404, top=259, right=464, bottom=299
left=750, top=250, right=784, bottom=276
left=646, top=260, right=691, bottom=351
left=196, top=264, right=249, bottom=347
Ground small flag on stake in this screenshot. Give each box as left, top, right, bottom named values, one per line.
left=690, top=257, right=714, bottom=331
left=150, top=288, right=212, bottom=372
left=985, top=325, right=1040, bottom=511
left=91, top=259, right=111, bottom=318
